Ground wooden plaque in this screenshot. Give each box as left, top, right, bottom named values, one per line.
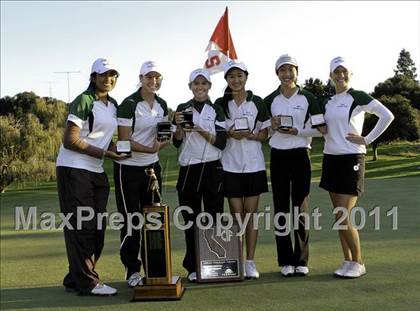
left=133, top=203, right=184, bottom=301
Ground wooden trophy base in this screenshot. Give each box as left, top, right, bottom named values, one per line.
left=132, top=276, right=185, bottom=301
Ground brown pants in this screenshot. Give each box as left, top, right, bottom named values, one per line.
left=56, top=166, right=109, bottom=293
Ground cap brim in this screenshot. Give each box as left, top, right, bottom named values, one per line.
left=331, top=63, right=350, bottom=73
left=224, top=65, right=248, bottom=77
left=141, top=69, right=162, bottom=76
left=95, top=68, right=119, bottom=75
left=276, top=62, right=298, bottom=71
left=190, top=74, right=211, bottom=83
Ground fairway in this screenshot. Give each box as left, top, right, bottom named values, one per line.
left=1, top=141, right=420, bottom=310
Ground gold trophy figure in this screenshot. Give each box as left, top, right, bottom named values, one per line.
left=145, top=168, right=162, bottom=205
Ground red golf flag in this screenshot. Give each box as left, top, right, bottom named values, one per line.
left=204, top=7, right=238, bottom=74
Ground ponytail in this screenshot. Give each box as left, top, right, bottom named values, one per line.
left=220, top=86, right=233, bottom=119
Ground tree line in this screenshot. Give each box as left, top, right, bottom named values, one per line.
left=1, top=49, right=419, bottom=192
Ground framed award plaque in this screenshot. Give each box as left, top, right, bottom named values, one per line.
left=310, top=114, right=326, bottom=128
left=195, top=222, right=244, bottom=283
left=234, top=117, right=249, bottom=132
left=278, top=115, right=293, bottom=129
left=116, top=140, right=131, bottom=156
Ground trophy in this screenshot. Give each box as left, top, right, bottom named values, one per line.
left=195, top=220, right=244, bottom=283
left=116, top=140, right=131, bottom=156
left=132, top=168, right=185, bottom=301
left=310, top=114, right=326, bottom=128
left=234, top=117, right=249, bottom=132
left=157, top=121, right=172, bottom=141
left=277, top=115, right=294, bottom=130
left=180, top=107, right=194, bottom=129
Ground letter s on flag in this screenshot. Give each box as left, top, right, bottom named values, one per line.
left=205, top=55, right=221, bottom=69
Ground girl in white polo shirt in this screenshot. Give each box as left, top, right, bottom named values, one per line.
left=114, top=61, right=171, bottom=287
left=56, top=58, right=126, bottom=296
left=320, top=57, right=394, bottom=278
left=215, top=60, right=270, bottom=279
left=265, top=54, right=326, bottom=277
left=173, top=68, right=227, bottom=282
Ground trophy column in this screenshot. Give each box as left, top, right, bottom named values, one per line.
left=132, top=169, right=185, bottom=301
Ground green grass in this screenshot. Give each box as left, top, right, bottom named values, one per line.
left=1, top=141, right=420, bottom=310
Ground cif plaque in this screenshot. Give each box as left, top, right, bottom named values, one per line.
left=195, top=222, right=244, bottom=283
left=132, top=168, right=185, bottom=301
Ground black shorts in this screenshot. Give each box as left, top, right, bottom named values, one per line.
left=223, top=170, right=268, bottom=198
left=319, top=153, right=365, bottom=196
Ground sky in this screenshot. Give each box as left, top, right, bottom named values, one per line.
left=1, top=1, right=419, bottom=109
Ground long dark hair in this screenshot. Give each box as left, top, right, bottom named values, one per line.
left=87, top=73, right=97, bottom=90
left=220, top=86, right=233, bottom=118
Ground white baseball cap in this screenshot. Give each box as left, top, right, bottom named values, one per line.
left=223, top=60, right=248, bottom=77
left=275, top=54, right=298, bottom=72
left=330, top=56, right=351, bottom=73
left=189, top=68, right=211, bottom=83
left=91, top=58, right=119, bottom=75
left=139, top=61, right=161, bottom=76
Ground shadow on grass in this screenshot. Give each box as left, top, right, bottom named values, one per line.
left=0, top=281, right=137, bottom=310
left=0, top=273, right=353, bottom=310
left=183, top=271, right=345, bottom=292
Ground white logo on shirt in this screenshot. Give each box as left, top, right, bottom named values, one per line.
left=353, top=164, right=360, bottom=171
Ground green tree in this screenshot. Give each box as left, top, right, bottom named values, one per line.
left=363, top=95, right=419, bottom=161
left=0, top=93, right=67, bottom=192
left=373, top=49, right=420, bottom=110
left=394, top=49, right=417, bottom=79
left=372, top=75, right=420, bottom=110
left=303, top=78, right=335, bottom=102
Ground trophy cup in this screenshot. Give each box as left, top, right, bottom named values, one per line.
left=195, top=220, right=244, bottom=283
left=234, top=117, right=249, bottom=132
left=116, top=140, right=131, bottom=156
left=132, top=168, right=185, bottom=301
left=277, top=115, right=294, bottom=130
left=157, top=121, right=172, bottom=141
left=310, top=114, right=326, bottom=128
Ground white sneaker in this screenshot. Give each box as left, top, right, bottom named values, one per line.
left=187, top=272, right=197, bottom=282
left=245, top=260, right=259, bottom=279
left=334, top=261, right=352, bottom=277
left=127, top=272, right=143, bottom=287
left=295, top=266, right=309, bottom=276
left=281, top=265, right=295, bottom=277
left=343, top=262, right=366, bottom=278
left=90, top=283, right=117, bottom=296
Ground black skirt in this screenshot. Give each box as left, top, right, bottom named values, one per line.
left=319, top=153, right=365, bottom=196
left=223, top=170, right=268, bottom=198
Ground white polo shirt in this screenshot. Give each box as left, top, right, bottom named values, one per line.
left=217, top=91, right=271, bottom=173
left=56, top=87, right=118, bottom=173
left=323, top=89, right=394, bottom=155
left=264, top=87, right=323, bottom=150
left=116, top=90, right=168, bottom=166
left=175, top=99, right=226, bottom=166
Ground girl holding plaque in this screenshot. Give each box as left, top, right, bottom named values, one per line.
left=264, top=54, right=326, bottom=277
left=320, top=57, right=394, bottom=278
left=56, top=58, right=126, bottom=295
left=215, top=60, right=271, bottom=279
left=114, top=61, right=171, bottom=287
left=173, top=68, right=227, bottom=282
